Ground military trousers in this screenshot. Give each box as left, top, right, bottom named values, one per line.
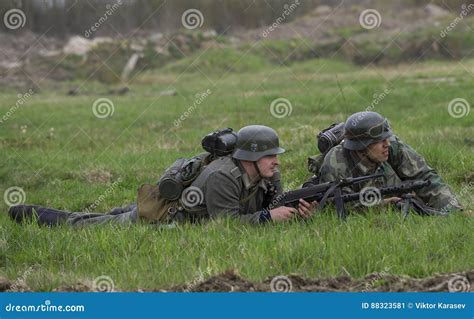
left=66, top=204, right=138, bottom=227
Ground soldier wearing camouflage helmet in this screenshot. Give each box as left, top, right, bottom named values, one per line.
left=316, top=111, right=461, bottom=212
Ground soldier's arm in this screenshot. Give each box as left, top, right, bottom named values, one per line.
left=388, top=136, right=462, bottom=211
left=204, top=171, right=271, bottom=224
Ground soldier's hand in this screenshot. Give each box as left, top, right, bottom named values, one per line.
left=297, top=199, right=317, bottom=219
left=270, top=206, right=297, bottom=221
left=382, top=197, right=402, bottom=205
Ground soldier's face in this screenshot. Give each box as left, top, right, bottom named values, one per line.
left=366, top=139, right=390, bottom=163
left=256, top=155, right=279, bottom=178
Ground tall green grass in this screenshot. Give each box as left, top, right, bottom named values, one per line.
left=0, top=56, right=473, bottom=290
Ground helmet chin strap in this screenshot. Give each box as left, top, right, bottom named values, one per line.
left=253, top=161, right=262, bottom=178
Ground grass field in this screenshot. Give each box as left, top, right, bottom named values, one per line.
left=0, top=53, right=473, bottom=291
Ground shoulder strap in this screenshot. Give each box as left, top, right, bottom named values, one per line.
left=239, top=187, right=259, bottom=205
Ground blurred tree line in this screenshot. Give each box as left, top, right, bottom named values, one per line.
left=0, top=0, right=469, bottom=37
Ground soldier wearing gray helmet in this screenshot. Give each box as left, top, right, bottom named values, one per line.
left=9, top=125, right=314, bottom=226
left=188, top=125, right=314, bottom=223
left=317, top=111, right=461, bottom=212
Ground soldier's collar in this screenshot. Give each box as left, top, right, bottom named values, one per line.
left=241, top=172, right=267, bottom=191
left=351, top=150, right=382, bottom=175
left=234, top=160, right=263, bottom=190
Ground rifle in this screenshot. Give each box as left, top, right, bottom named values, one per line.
left=339, top=181, right=448, bottom=217
left=270, top=171, right=384, bottom=218
left=275, top=175, right=436, bottom=219
left=334, top=180, right=434, bottom=218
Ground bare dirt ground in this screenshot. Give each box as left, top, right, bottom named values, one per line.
left=1, top=269, right=472, bottom=292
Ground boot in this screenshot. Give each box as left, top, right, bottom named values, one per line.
left=8, top=205, right=71, bottom=226
left=8, top=205, right=40, bottom=224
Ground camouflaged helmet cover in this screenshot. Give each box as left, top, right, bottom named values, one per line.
left=343, top=111, right=393, bottom=151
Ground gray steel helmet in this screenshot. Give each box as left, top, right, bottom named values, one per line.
left=232, top=125, right=285, bottom=161
left=343, top=111, right=393, bottom=151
